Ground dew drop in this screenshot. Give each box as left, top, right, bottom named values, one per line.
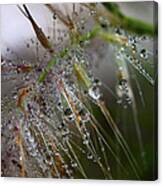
left=87, top=152, right=93, bottom=160
left=71, top=160, right=78, bottom=168
left=64, top=108, right=75, bottom=122
left=53, top=13, right=57, bottom=20
left=140, top=49, right=148, bottom=60
left=88, top=86, right=101, bottom=100
left=83, top=139, right=89, bottom=145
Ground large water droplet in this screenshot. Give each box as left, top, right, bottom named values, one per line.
left=88, top=86, right=101, bottom=100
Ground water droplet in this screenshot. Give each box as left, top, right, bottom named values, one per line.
left=79, top=109, right=90, bottom=123
left=71, top=160, right=78, bottom=168
left=83, top=139, right=89, bottom=145
left=87, top=152, right=93, bottom=160
left=53, top=13, right=57, bottom=20
left=90, top=9, right=96, bottom=16
left=58, top=122, right=66, bottom=130
left=117, top=78, right=132, bottom=108
left=131, top=44, right=137, bottom=53
left=88, top=86, right=101, bottom=100
left=93, top=78, right=102, bottom=86
left=140, top=49, right=148, bottom=60
left=64, top=108, right=75, bottom=122
left=115, top=27, right=123, bottom=35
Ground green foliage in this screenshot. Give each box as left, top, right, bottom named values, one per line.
left=103, top=2, right=154, bottom=35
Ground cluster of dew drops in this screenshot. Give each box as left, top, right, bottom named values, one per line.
left=1, top=3, right=155, bottom=178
